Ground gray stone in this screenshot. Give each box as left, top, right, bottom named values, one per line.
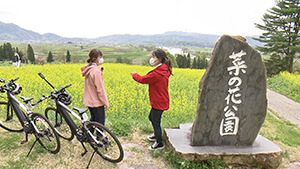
left=164, top=123, right=282, bottom=169
left=191, top=35, right=267, bottom=146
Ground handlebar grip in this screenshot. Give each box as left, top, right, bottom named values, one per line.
left=11, top=77, right=19, bottom=82
left=38, top=72, right=45, bottom=79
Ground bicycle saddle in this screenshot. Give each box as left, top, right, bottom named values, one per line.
left=20, top=96, right=33, bottom=103
left=73, top=107, right=88, bottom=115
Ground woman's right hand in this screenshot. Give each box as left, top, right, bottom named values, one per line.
left=130, top=70, right=136, bottom=76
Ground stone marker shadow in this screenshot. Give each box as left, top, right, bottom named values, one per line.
left=164, top=35, right=282, bottom=168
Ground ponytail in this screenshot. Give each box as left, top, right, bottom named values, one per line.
left=87, top=49, right=102, bottom=64
left=152, top=49, right=173, bottom=75
left=163, top=57, right=173, bottom=75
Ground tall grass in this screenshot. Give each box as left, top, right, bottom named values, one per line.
left=268, top=71, right=300, bottom=102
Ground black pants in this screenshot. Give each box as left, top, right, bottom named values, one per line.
left=88, top=106, right=105, bottom=126
left=149, top=108, right=164, bottom=144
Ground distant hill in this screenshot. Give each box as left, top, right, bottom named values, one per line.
left=0, top=21, right=88, bottom=43
left=92, top=31, right=263, bottom=48
left=0, top=21, right=263, bottom=47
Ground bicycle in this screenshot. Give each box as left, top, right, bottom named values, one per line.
left=37, top=72, right=123, bottom=168
left=0, top=77, right=60, bottom=156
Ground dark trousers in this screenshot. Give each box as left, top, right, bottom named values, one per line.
left=149, top=108, right=164, bottom=144
left=88, top=106, right=105, bottom=126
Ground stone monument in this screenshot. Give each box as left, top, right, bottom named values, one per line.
left=164, top=35, right=282, bottom=168
left=190, top=35, right=267, bottom=146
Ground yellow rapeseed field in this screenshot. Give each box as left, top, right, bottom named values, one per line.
left=0, top=63, right=205, bottom=133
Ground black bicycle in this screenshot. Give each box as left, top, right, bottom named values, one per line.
left=0, top=77, right=60, bottom=156
left=37, top=73, right=123, bottom=168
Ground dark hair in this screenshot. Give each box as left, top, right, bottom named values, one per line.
left=87, top=49, right=102, bottom=63
left=152, top=49, right=172, bottom=74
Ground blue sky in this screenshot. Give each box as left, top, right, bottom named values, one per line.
left=0, top=0, right=276, bottom=38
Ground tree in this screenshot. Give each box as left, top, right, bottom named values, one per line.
left=192, top=57, right=197, bottom=69
left=264, top=52, right=287, bottom=76
left=66, top=50, right=71, bottom=62
left=47, top=51, right=54, bottom=63
left=176, top=54, right=187, bottom=68
left=0, top=43, right=14, bottom=61
left=254, top=0, right=300, bottom=75
left=27, top=44, right=35, bottom=64
left=166, top=52, right=178, bottom=68
left=186, top=53, right=191, bottom=68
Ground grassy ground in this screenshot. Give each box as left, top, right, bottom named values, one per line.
left=267, top=72, right=300, bottom=103
left=1, top=110, right=298, bottom=169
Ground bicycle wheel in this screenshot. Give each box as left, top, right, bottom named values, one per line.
left=0, top=101, right=23, bottom=132
left=45, top=107, right=74, bottom=141
left=86, top=122, right=123, bottom=163
left=31, top=113, right=60, bottom=154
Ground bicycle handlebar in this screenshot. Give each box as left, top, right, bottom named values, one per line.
left=31, top=83, right=71, bottom=106
left=38, top=72, right=57, bottom=91
left=0, top=77, right=19, bottom=92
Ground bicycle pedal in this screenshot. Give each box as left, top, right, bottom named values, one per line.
left=20, top=140, right=27, bottom=144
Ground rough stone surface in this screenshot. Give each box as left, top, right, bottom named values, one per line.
left=191, top=35, right=267, bottom=146
left=165, top=123, right=282, bottom=169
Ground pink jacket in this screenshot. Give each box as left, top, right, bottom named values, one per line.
left=81, top=65, right=109, bottom=108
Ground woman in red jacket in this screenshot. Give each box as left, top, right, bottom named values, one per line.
left=131, top=49, right=172, bottom=150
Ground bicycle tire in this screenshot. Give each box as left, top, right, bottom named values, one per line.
left=86, top=121, right=123, bottom=163
left=31, top=113, right=60, bottom=154
left=45, top=107, right=74, bottom=141
left=0, top=101, right=23, bottom=132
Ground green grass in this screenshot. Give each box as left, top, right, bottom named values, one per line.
left=152, top=151, right=228, bottom=169
left=267, top=72, right=300, bottom=102
left=261, top=111, right=300, bottom=147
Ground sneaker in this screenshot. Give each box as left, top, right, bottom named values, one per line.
left=147, top=134, right=156, bottom=142
left=148, top=142, right=164, bottom=150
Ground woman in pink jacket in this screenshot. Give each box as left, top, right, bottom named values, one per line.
left=131, top=49, right=172, bottom=150
left=81, top=49, right=109, bottom=126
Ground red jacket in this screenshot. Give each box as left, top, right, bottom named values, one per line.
left=132, top=64, right=171, bottom=110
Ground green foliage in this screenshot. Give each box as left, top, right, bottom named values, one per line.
left=268, top=71, right=300, bottom=102
left=0, top=42, right=14, bottom=61
left=176, top=53, right=208, bottom=69
left=47, top=51, right=54, bottom=63
left=166, top=52, right=178, bottom=68
left=66, top=50, right=71, bottom=62
left=111, top=120, right=132, bottom=136
left=115, top=57, right=132, bottom=64
left=264, top=52, right=287, bottom=77
left=255, top=0, right=300, bottom=74
left=27, top=44, right=35, bottom=64
left=164, top=151, right=227, bottom=169
left=261, top=111, right=300, bottom=147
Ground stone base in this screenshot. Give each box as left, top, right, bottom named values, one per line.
left=164, top=123, right=282, bottom=169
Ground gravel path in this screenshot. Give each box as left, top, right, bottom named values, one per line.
left=267, top=89, right=300, bottom=127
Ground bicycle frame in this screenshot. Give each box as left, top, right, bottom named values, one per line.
left=6, top=92, right=41, bottom=134
left=55, top=100, right=83, bottom=134
left=55, top=100, right=100, bottom=143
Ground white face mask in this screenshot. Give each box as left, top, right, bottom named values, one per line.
left=98, top=58, right=104, bottom=65
left=149, top=57, right=158, bottom=66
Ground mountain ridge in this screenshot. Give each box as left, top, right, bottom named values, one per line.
left=0, top=21, right=262, bottom=47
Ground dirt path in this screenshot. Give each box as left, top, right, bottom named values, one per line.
left=267, top=89, right=300, bottom=169
left=267, top=89, right=300, bottom=127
